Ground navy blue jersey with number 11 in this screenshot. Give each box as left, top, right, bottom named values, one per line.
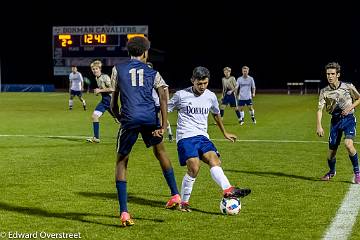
left=113, top=59, right=168, bottom=129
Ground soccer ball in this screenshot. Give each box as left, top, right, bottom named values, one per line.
left=220, top=197, right=241, bottom=215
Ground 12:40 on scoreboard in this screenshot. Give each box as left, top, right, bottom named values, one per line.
left=52, top=25, right=148, bottom=76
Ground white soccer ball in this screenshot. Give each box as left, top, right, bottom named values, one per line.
left=220, top=197, right=241, bottom=215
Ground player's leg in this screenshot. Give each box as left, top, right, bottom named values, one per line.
left=153, top=142, right=180, bottom=206
left=115, top=127, right=138, bottom=226
left=179, top=157, right=200, bottom=212
left=78, top=95, right=86, bottom=110
left=201, top=151, right=251, bottom=198
left=248, top=102, right=256, bottom=124
left=87, top=107, right=104, bottom=143
left=321, top=123, right=341, bottom=181
left=238, top=101, right=245, bottom=125
left=343, top=116, right=360, bottom=183
left=229, top=95, right=241, bottom=122
left=220, top=104, right=226, bottom=120
left=199, top=137, right=251, bottom=198
left=166, top=120, right=174, bottom=142
left=69, top=92, right=74, bottom=110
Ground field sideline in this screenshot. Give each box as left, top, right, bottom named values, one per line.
left=0, top=92, right=359, bottom=240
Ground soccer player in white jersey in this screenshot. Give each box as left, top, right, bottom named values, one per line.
left=317, top=62, right=360, bottom=184
left=235, top=66, right=256, bottom=125
left=86, top=60, right=116, bottom=143
left=220, top=67, right=241, bottom=122
left=68, top=66, right=87, bottom=110
left=168, top=66, right=251, bottom=212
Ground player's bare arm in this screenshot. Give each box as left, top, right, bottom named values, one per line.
left=316, top=110, right=324, bottom=137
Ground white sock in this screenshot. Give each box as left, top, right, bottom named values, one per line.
left=82, top=100, right=86, bottom=106
left=240, top=111, right=244, bottom=120
left=249, top=110, right=255, bottom=117
left=181, top=173, right=196, bottom=203
left=210, top=166, right=231, bottom=190
left=69, top=100, right=73, bottom=107
left=167, top=121, right=172, bottom=135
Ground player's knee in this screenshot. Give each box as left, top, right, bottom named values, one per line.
left=344, top=139, right=354, bottom=150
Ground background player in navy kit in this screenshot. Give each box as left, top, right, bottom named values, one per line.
left=86, top=60, right=116, bottom=143
left=68, top=66, right=86, bottom=110
left=111, top=36, right=180, bottom=226
left=220, top=67, right=241, bottom=122
left=168, top=66, right=251, bottom=212
left=317, top=62, right=360, bottom=184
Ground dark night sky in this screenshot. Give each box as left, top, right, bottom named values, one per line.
left=2, top=1, right=360, bottom=90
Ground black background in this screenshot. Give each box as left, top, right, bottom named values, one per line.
left=1, top=1, right=359, bottom=90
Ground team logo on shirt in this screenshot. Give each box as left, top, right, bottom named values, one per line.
left=186, top=105, right=209, bottom=114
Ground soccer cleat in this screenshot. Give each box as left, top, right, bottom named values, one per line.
left=354, top=173, right=360, bottom=184
left=86, top=137, right=100, bottom=143
left=83, top=105, right=87, bottom=111
left=320, top=171, right=336, bottom=181
left=179, top=201, right=192, bottom=212
left=252, top=117, right=257, bottom=124
left=168, top=134, right=174, bottom=142
left=239, top=120, right=244, bottom=126
left=69, top=106, right=73, bottom=110
left=223, top=186, right=251, bottom=198
left=120, top=212, right=134, bottom=227
left=165, top=194, right=181, bottom=209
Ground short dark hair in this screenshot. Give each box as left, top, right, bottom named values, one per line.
left=192, top=66, right=210, bottom=81
left=325, top=62, right=341, bottom=73
left=127, top=36, right=151, bottom=57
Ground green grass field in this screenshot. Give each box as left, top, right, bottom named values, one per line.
left=1, top=92, right=359, bottom=240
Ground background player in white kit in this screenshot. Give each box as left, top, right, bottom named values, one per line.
left=235, top=66, right=256, bottom=125
left=168, top=66, right=251, bottom=212
left=68, top=66, right=87, bottom=110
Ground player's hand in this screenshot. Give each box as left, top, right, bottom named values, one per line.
left=94, top=88, right=100, bottom=95
left=342, top=106, right=353, bottom=116
left=226, top=90, right=232, bottom=95
left=224, top=132, right=237, bottom=142
left=316, top=127, right=324, bottom=137
left=152, top=128, right=164, bottom=137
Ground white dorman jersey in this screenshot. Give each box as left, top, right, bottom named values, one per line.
left=69, top=72, right=84, bottom=91
left=168, top=87, right=220, bottom=142
left=236, top=76, right=255, bottom=100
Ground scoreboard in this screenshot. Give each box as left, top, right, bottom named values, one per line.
left=52, top=25, right=148, bottom=75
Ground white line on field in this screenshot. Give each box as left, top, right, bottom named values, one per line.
left=322, top=183, right=360, bottom=240
left=0, top=134, right=331, bottom=143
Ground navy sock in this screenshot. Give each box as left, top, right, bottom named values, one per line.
left=93, top=122, right=99, bottom=139
left=327, top=158, right=336, bottom=174
left=235, top=110, right=241, bottom=119
left=116, top=180, right=128, bottom=213
left=162, top=168, right=179, bottom=195
left=349, top=153, right=359, bottom=174
left=220, top=109, right=224, bottom=117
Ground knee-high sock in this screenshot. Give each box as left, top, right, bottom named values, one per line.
left=327, top=157, right=336, bottom=174
left=167, top=121, right=172, bottom=135
left=181, top=173, right=196, bottom=203
left=235, top=110, right=241, bottom=119
left=162, top=168, right=179, bottom=195
left=69, top=100, right=73, bottom=107
left=240, top=111, right=244, bottom=120
left=210, top=166, right=231, bottom=190
left=349, top=153, right=359, bottom=174
left=249, top=110, right=255, bottom=118
left=116, top=180, right=128, bottom=213
left=93, top=122, right=99, bottom=139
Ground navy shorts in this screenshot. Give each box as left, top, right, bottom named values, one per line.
left=221, top=94, right=237, bottom=107
left=177, top=135, right=220, bottom=166
left=329, top=114, right=356, bottom=150
left=95, top=101, right=111, bottom=114
left=238, top=99, right=253, bottom=106
left=116, top=125, right=163, bottom=156
left=70, top=90, right=82, bottom=97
